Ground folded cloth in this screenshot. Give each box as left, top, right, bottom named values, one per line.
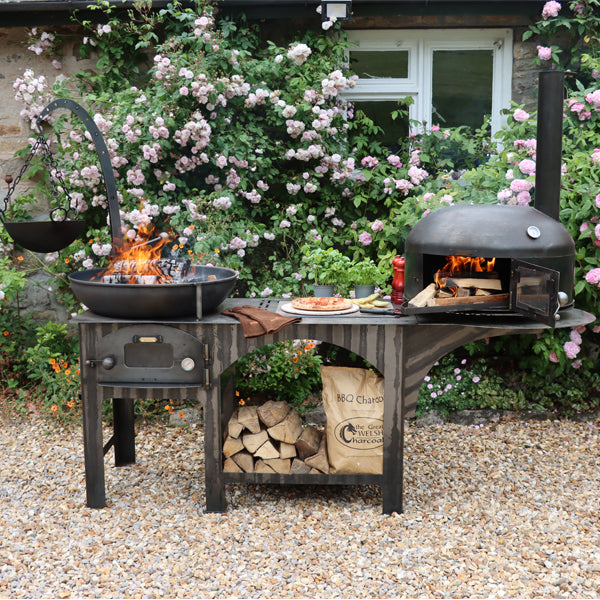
left=221, top=305, right=301, bottom=338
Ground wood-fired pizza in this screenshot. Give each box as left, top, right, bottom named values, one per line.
left=290, top=297, right=354, bottom=312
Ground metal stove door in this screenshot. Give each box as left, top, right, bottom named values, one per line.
left=509, top=259, right=560, bottom=327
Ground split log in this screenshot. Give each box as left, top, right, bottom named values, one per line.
left=223, top=457, right=243, bottom=473
left=257, top=400, right=291, bottom=427
left=254, top=459, right=276, bottom=473
left=264, top=458, right=291, bottom=474
left=279, top=442, right=297, bottom=460
left=227, top=411, right=244, bottom=439
left=223, top=435, right=244, bottom=458
left=446, top=276, right=502, bottom=291
left=304, top=437, right=329, bottom=473
left=290, top=458, right=312, bottom=474
left=267, top=409, right=303, bottom=444
left=242, top=430, right=269, bottom=454
left=238, top=405, right=261, bottom=434
left=231, top=451, right=254, bottom=473
left=430, top=293, right=509, bottom=307
left=408, top=283, right=437, bottom=308
left=295, top=426, right=322, bottom=460
left=254, top=440, right=280, bottom=460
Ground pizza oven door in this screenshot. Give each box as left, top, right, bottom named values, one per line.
left=509, top=260, right=561, bottom=327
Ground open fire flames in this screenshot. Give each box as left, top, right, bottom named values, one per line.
left=94, top=226, right=190, bottom=285
left=409, top=255, right=508, bottom=309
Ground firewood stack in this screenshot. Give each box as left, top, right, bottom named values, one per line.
left=408, top=272, right=508, bottom=308
left=223, top=400, right=329, bottom=474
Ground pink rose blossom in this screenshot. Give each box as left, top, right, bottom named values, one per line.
left=548, top=352, right=559, bottom=363
left=537, top=46, right=552, bottom=61
left=585, top=268, right=600, bottom=285
left=563, top=341, right=580, bottom=359
left=542, top=1, right=561, bottom=19
left=510, top=179, right=533, bottom=193
left=358, top=232, right=373, bottom=246
left=371, top=219, right=384, bottom=232
left=518, top=159, right=536, bottom=176
left=513, top=108, right=530, bottom=122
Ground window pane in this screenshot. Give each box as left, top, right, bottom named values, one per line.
left=432, top=50, right=493, bottom=129
left=349, top=51, right=409, bottom=79
left=353, top=101, right=409, bottom=150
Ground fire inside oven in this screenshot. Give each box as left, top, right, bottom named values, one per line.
left=423, top=254, right=511, bottom=308
left=405, top=252, right=561, bottom=325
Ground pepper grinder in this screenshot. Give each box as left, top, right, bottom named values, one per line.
left=391, top=255, right=405, bottom=311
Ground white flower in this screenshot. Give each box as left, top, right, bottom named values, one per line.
left=287, top=43, right=312, bottom=66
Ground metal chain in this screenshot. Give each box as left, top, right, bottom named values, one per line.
left=1, top=134, right=76, bottom=223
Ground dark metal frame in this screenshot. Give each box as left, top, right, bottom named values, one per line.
left=73, top=298, right=593, bottom=514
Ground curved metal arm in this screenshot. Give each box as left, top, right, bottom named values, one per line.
left=37, top=98, right=123, bottom=247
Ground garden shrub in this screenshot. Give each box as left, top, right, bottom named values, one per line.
left=3, top=0, right=600, bottom=416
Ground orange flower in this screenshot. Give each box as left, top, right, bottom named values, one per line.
left=179, top=412, right=185, bottom=419
left=51, top=404, right=58, bottom=413
left=64, top=258, right=70, bottom=264
left=64, top=369, right=71, bottom=375
left=2, top=331, right=8, bottom=337
left=17, top=256, right=24, bottom=262
left=50, top=358, right=57, bottom=365
left=292, top=356, right=298, bottom=363
left=238, top=398, right=246, bottom=406
left=67, top=400, right=74, bottom=408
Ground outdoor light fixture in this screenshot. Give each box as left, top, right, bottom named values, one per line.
left=321, top=0, right=352, bottom=21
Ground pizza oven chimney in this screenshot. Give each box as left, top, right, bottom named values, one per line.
left=534, top=70, right=565, bottom=222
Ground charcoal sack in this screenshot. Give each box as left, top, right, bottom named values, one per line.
left=320, top=366, right=384, bottom=474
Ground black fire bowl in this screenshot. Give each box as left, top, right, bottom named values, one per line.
left=5, top=220, right=86, bottom=253
left=68, top=265, right=238, bottom=319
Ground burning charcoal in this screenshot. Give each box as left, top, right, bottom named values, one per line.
left=102, top=274, right=124, bottom=284
left=160, top=258, right=190, bottom=282
left=138, top=275, right=158, bottom=284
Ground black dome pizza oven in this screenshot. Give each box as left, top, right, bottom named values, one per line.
left=403, top=71, right=574, bottom=326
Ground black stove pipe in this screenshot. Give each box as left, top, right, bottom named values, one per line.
left=534, top=70, right=565, bottom=222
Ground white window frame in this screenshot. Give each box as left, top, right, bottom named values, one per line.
left=345, top=29, right=513, bottom=135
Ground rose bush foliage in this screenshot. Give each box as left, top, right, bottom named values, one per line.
left=3, top=0, right=600, bottom=406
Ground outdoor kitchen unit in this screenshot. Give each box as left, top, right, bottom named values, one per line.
left=403, top=70, right=574, bottom=326
left=6, top=74, right=593, bottom=516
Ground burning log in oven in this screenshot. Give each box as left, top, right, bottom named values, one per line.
left=408, top=255, right=509, bottom=309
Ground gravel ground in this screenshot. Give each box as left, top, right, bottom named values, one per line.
left=1, top=415, right=599, bottom=599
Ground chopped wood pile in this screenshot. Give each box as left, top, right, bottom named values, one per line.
left=101, top=258, right=190, bottom=284
left=223, top=400, right=329, bottom=474
left=408, top=272, right=508, bottom=308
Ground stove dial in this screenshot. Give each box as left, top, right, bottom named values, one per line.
left=102, top=356, right=116, bottom=370
left=181, top=357, right=196, bottom=372
left=527, top=225, right=541, bottom=239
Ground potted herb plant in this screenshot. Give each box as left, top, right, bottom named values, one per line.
left=348, top=258, right=382, bottom=298
left=300, top=246, right=351, bottom=296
